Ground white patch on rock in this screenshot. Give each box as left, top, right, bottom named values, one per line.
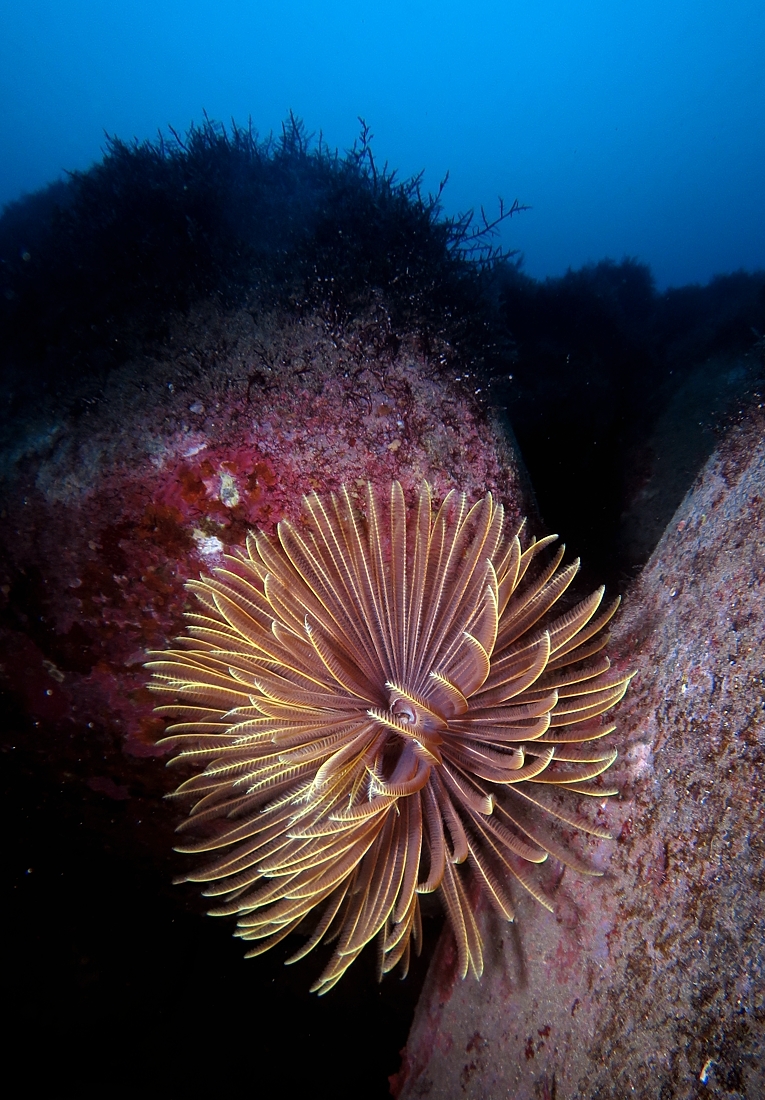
left=192, top=530, right=225, bottom=557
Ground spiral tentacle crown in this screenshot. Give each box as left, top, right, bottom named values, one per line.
left=148, top=482, right=630, bottom=993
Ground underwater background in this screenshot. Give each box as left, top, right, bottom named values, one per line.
left=1, top=3, right=764, bottom=1098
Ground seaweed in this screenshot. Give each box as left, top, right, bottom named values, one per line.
left=0, top=114, right=524, bottom=401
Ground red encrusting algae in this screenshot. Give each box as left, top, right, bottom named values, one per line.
left=0, top=304, right=525, bottom=859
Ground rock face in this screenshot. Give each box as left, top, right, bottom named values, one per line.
left=394, top=407, right=765, bottom=1100
left=0, top=301, right=524, bottom=778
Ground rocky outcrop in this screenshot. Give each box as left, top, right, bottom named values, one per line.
left=395, top=406, right=765, bottom=1100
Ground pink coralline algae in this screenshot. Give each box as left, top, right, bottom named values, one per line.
left=0, top=305, right=524, bottom=837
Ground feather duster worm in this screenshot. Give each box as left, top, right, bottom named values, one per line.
left=147, top=483, right=630, bottom=993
